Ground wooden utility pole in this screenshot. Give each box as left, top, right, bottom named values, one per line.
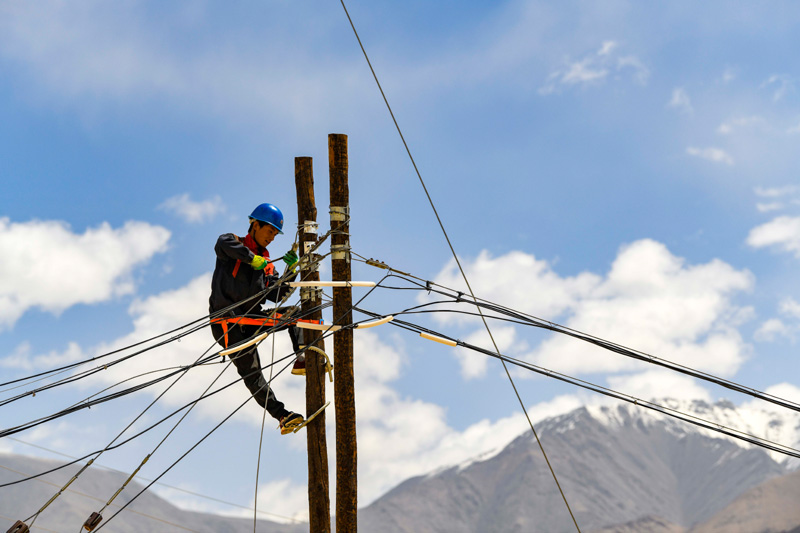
left=329, top=133, right=357, bottom=531
left=294, top=156, right=331, bottom=533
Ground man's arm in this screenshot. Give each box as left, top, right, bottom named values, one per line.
left=264, top=270, right=298, bottom=303
left=214, top=234, right=254, bottom=262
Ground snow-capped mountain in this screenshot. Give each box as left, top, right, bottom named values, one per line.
left=577, top=398, right=800, bottom=468
left=5, top=398, right=800, bottom=532
left=357, top=398, right=800, bottom=533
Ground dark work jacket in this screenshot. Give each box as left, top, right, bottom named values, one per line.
left=209, top=233, right=295, bottom=316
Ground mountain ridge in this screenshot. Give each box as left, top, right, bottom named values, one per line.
left=356, top=398, right=799, bottom=532
left=5, top=398, right=800, bottom=532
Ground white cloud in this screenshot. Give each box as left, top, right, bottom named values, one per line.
left=0, top=218, right=170, bottom=329
left=753, top=187, right=800, bottom=213
left=668, top=87, right=693, bottom=114
left=617, top=55, right=649, bottom=85
left=752, top=299, right=800, bottom=343
left=254, top=479, right=310, bottom=524
left=0, top=342, right=34, bottom=370
left=717, top=115, right=765, bottom=135
left=356, top=391, right=584, bottom=505
left=431, top=240, right=753, bottom=379
left=761, top=383, right=800, bottom=404
left=755, top=185, right=800, bottom=198
left=757, top=202, right=784, bottom=213
left=686, top=146, right=734, bottom=165
left=433, top=250, right=601, bottom=324
left=528, top=241, right=752, bottom=376
left=754, top=318, right=793, bottom=343
left=780, top=298, right=800, bottom=319
left=1, top=341, right=85, bottom=370
left=721, top=67, right=737, bottom=84
left=747, top=216, right=800, bottom=257
left=539, top=41, right=648, bottom=95
left=606, top=370, right=713, bottom=403
left=598, top=41, right=617, bottom=56
left=762, top=74, right=794, bottom=102
left=158, top=194, right=225, bottom=224
left=562, top=59, right=608, bottom=85
left=455, top=325, right=519, bottom=380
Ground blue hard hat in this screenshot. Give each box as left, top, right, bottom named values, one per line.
left=249, top=203, right=284, bottom=234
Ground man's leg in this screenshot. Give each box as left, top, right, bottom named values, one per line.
left=211, top=323, right=289, bottom=420
left=260, top=308, right=306, bottom=375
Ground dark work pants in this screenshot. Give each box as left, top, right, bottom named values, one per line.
left=211, top=314, right=302, bottom=421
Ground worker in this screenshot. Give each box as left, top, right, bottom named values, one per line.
left=209, top=202, right=305, bottom=434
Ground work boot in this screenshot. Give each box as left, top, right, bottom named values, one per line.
left=280, top=412, right=304, bottom=434
left=291, top=354, right=306, bottom=376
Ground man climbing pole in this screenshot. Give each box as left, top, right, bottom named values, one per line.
left=209, top=202, right=305, bottom=434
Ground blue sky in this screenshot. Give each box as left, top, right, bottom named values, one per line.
left=3, top=0, right=800, bottom=524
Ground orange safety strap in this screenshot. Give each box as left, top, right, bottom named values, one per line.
left=211, top=314, right=322, bottom=349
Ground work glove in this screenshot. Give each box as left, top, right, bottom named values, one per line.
left=282, top=250, right=299, bottom=269
left=250, top=255, right=268, bottom=270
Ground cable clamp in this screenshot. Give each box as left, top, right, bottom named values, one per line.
left=300, top=286, right=323, bottom=302
left=7, top=520, right=30, bottom=533
left=330, top=205, right=350, bottom=222
left=331, top=243, right=351, bottom=262
left=83, top=512, right=103, bottom=532
left=298, top=254, right=319, bottom=272
left=363, top=257, right=412, bottom=276
left=299, top=220, right=319, bottom=235
left=366, top=258, right=389, bottom=270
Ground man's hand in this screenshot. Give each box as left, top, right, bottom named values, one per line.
left=250, top=255, right=268, bottom=270
left=282, top=250, right=299, bottom=269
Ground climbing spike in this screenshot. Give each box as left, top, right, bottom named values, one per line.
left=305, top=346, right=334, bottom=383
left=83, top=512, right=103, bottom=532
left=293, top=401, right=331, bottom=433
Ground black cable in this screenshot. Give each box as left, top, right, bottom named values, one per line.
left=352, top=305, right=800, bottom=460
left=0, top=290, right=271, bottom=390
left=6, top=241, right=338, bottom=532
left=94, top=267, right=380, bottom=532
left=0, top=348, right=300, bottom=489
left=93, top=358, right=297, bottom=532
left=371, top=272, right=800, bottom=415
left=337, top=5, right=581, bottom=525
left=0, top=319, right=212, bottom=408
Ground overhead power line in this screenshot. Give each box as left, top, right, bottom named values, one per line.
left=337, top=3, right=580, bottom=530
left=359, top=267, right=800, bottom=416
left=350, top=304, right=800, bottom=460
